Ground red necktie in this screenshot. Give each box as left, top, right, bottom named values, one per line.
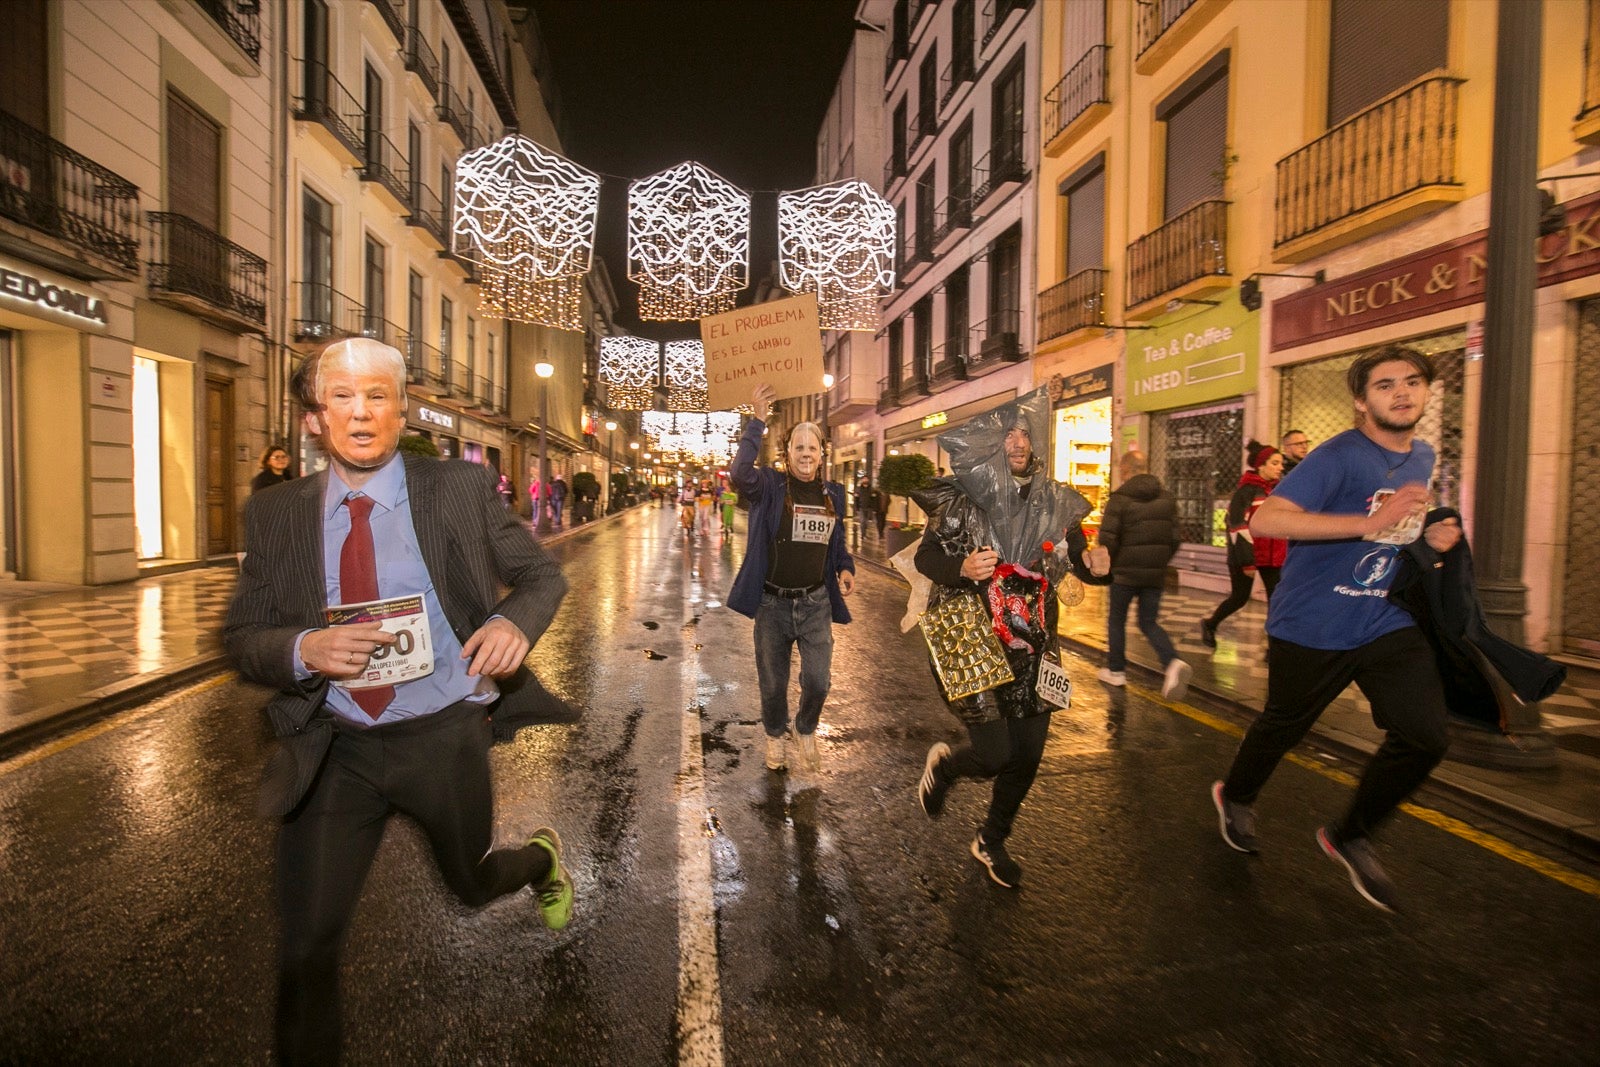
left=340, top=494, right=394, bottom=720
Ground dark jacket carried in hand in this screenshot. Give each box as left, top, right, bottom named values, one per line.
left=1098, top=473, right=1180, bottom=588
left=1391, top=507, right=1566, bottom=732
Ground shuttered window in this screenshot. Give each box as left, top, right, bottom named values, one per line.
left=989, top=224, right=1022, bottom=318
left=0, top=0, right=48, bottom=128
left=1063, top=155, right=1105, bottom=274
left=167, top=90, right=221, bottom=230
left=1158, top=52, right=1228, bottom=220
left=364, top=236, right=385, bottom=325
left=1061, top=0, right=1107, bottom=71
left=945, top=265, right=969, bottom=355
left=1328, top=0, right=1447, bottom=126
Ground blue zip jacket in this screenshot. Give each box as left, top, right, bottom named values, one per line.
left=727, top=417, right=855, bottom=623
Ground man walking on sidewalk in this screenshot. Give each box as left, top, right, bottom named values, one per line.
left=1096, top=450, right=1190, bottom=700
left=1210, top=345, right=1461, bottom=912
left=225, top=338, right=575, bottom=1065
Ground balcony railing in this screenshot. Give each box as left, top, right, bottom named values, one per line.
left=876, top=375, right=901, bottom=414
left=911, top=224, right=933, bottom=267
left=972, top=133, right=1027, bottom=206
left=405, top=28, right=441, bottom=99
left=366, top=0, right=405, bottom=44
left=907, top=354, right=932, bottom=397
left=1126, top=199, right=1229, bottom=308
left=404, top=337, right=444, bottom=388
left=294, top=60, right=365, bottom=162
left=447, top=359, right=472, bottom=398
left=1037, top=267, right=1107, bottom=342
left=436, top=84, right=474, bottom=143
left=967, top=310, right=1024, bottom=371
left=0, top=109, right=140, bottom=276
left=1136, top=0, right=1199, bottom=61
left=1046, top=45, right=1109, bottom=141
left=884, top=153, right=908, bottom=189
left=884, top=31, right=910, bottom=81
left=293, top=281, right=365, bottom=342
left=1274, top=76, right=1464, bottom=249
left=472, top=375, right=505, bottom=413
left=913, top=108, right=937, bottom=145
left=361, top=130, right=409, bottom=207
left=407, top=181, right=448, bottom=247
left=939, top=53, right=977, bottom=112
left=929, top=340, right=968, bottom=389
left=195, top=0, right=261, bottom=61
left=933, top=190, right=972, bottom=244
left=357, top=314, right=407, bottom=350
left=145, top=212, right=266, bottom=329
left=982, top=0, right=1029, bottom=49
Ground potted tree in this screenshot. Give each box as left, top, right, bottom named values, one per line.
left=570, top=471, right=599, bottom=523
left=877, top=452, right=936, bottom=556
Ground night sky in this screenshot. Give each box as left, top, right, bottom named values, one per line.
left=528, top=0, right=862, bottom=338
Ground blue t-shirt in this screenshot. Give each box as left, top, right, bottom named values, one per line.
left=1265, top=428, right=1436, bottom=650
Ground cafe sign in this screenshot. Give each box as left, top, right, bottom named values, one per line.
left=1050, top=363, right=1113, bottom=405
left=1273, top=190, right=1600, bottom=350
left=1125, top=291, right=1258, bottom=414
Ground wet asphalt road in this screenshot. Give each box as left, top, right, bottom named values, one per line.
left=2, top=504, right=1598, bottom=1065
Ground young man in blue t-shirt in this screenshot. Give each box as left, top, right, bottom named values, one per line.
left=1210, top=345, right=1462, bottom=912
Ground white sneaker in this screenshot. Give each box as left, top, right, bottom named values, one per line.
left=1162, top=659, right=1193, bottom=701
left=765, top=735, right=787, bottom=771
left=1096, top=668, right=1126, bottom=687
left=794, top=730, right=821, bottom=772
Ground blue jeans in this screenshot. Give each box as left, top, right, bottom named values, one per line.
left=753, top=587, right=834, bottom=738
left=1106, top=582, right=1177, bottom=672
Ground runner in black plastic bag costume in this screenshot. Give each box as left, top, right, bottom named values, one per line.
left=912, top=385, right=1110, bottom=888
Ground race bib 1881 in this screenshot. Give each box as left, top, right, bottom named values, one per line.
left=326, top=594, right=435, bottom=689
left=1036, top=655, right=1073, bottom=709
left=791, top=504, right=835, bottom=545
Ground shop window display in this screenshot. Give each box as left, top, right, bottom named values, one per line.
left=1052, top=398, right=1112, bottom=540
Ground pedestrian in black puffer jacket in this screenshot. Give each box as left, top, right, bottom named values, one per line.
left=1096, top=450, right=1191, bottom=699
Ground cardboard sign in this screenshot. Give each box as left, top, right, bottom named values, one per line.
left=700, top=291, right=826, bottom=411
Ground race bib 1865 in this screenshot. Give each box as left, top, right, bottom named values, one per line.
left=1036, top=655, right=1073, bottom=709
left=326, top=594, right=435, bottom=689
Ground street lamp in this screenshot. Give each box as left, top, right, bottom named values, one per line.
left=534, top=360, right=554, bottom=534
left=604, top=419, right=618, bottom=515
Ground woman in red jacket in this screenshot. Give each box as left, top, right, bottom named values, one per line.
left=1200, top=440, right=1287, bottom=648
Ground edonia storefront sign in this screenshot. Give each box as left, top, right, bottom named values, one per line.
left=0, top=257, right=109, bottom=330
left=1273, top=190, right=1600, bottom=350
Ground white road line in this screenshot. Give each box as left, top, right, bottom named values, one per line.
left=676, top=557, right=725, bottom=1066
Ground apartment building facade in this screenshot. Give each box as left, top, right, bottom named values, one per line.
left=1035, top=0, right=1599, bottom=655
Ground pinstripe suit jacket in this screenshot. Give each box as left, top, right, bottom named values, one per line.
left=224, top=453, right=570, bottom=817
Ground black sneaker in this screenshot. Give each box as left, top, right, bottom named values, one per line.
left=1200, top=619, right=1218, bottom=648
left=1317, top=825, right=1399, bottom=912
left=918, top=742, right=952, bottom=818
left=970, top=831, right=1022, bottom=888
left=1211, top=780, right=1259, bottom=853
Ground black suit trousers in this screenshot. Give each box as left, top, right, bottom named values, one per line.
left=275, top=703, right=550, bottom=1066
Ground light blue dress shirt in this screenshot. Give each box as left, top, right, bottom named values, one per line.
left=299, top=455, right=497, bottom=726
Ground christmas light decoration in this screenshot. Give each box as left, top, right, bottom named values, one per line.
left=598, top=336, right=660, bottom=410
left=477, top=264, right=583, bottom=330
left=628, top=163, right=750, bottom=321
left=662, top=339, right=707, bottom=411
left=641, top=411, right=741, bottom=464
left=778, top=179, right=897, bottom=331
left=453, top=135, right=599, bottom=278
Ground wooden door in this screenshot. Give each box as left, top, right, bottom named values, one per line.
left=205, top=378, right=234, bottom=555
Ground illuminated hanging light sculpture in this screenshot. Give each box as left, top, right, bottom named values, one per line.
left=642, top=411, right=741, bottom=464
left=598, top=336, right=660, bottom=410
left=628, top=163, right=750, bottom=321
left=453, top=135, right=599, bottom=330
left=778, top=178, right=897, bottom=331
left=663, top=339, right=708, bottom=411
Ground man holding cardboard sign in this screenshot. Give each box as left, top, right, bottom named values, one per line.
left=701, top=291, right=827, bottom=412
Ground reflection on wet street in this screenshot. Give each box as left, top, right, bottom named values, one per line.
left=1, top=506, right=1597, bottom=1064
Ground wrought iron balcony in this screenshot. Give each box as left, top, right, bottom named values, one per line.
left=361, top=130, right=410, bottom=209
left=1038, top=268, right=1107, bottom=342
left=0, top=109, right=140, bottom=277
left=1125, top=199, right=1229, bottom=309
left=194, top=0, right=261, bottom=61
left=447, top=359, right=472, bottom=399
left=981, top=0, right=1030, bottom=50
left=933, top=190, right=972, bottom=246
left=357, top=314, right=407, bottom=350
left=884, top=29, right=910, bottom=82
left=436, top=84, right=474, bottom=144
left=967, top=310, right=1024, bottom=372
left=912, top=108, right=937, bottom=147
left=293, top=281, right=365, bottom=343
left=1136, top=0, right=1200, bottom=61
left=884, top=153, right=908, bottom=190
left=1274, top=76, right=1464, bottom=252
left=145, top=212, right=266, bottom=331
left=1046, top=45, right=1109, bottom=143
left=939, top=53, right=976, bottom=112
left=472, top=375, right=500, bottom=412
left=294, top=60, right=365, bottom=164
left=929, top=341, right=968, bottom=390
left=876, top=375, right=902, bottom=414
left=972, top=132, right=1027, bottom=208
left=404, top=336, right=444, bottom=388
left=406, top=182, right=448, bottom=249
left=907, top=355, right=932, bottom=397
left=365, top=0, right=405, bottom=45
left=405, top=27, right=441, bottom=100
left=910, top=223, right=934, bottom=268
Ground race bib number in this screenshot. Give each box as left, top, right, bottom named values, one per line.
left=1036, top=655, right=1073, bottom=709
left=791, top=504, right=835, bottom=545
left=326, top=594, right=435, bottom=689
left=1362, top=487, right=1425, bottom=546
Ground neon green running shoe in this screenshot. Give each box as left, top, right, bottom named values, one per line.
left=528, top=827, right=573, bottom=931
